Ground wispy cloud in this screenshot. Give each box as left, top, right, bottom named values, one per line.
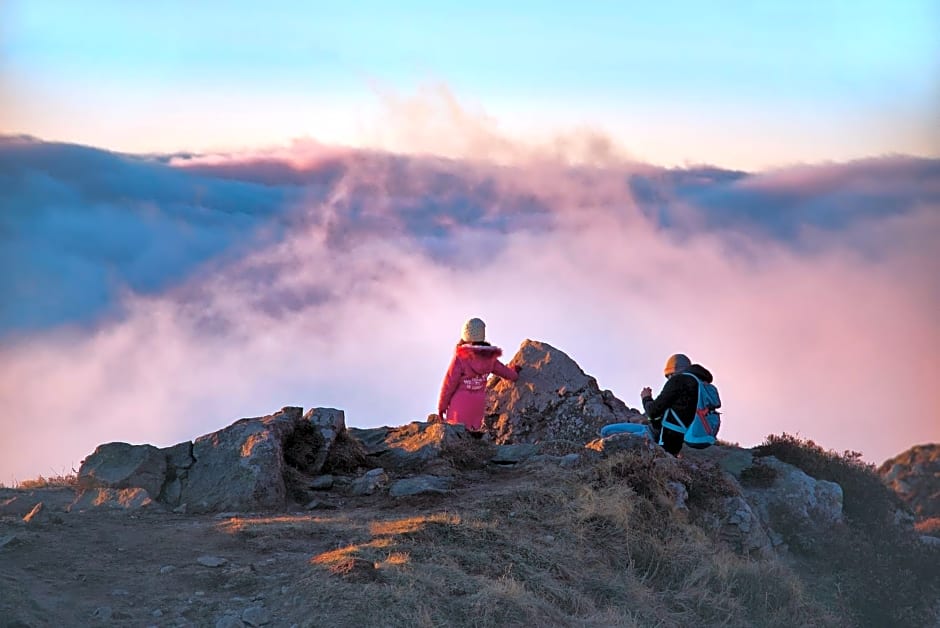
left=1, top=134, right=937, bottom=483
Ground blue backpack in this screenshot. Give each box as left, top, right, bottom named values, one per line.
left=659, top=372, right=721, bottom=449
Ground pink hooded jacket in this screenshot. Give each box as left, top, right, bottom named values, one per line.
left=438, top=344, right=519, bottom=431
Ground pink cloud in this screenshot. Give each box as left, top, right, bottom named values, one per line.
left=1, top=139, right=937, bottom=484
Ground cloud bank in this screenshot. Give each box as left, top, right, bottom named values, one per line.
left=1, top=134, right=938, bottom=484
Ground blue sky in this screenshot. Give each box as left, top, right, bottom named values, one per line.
left=3, top=1, right=937, bottom=168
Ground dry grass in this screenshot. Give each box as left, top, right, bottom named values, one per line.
left=15, top=473, right=78, bottom=490
left=756, top=433, right=940, bottom=627
left=283, top=451, right=840, bottom=627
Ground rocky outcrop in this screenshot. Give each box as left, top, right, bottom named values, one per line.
left=486, top=340, right=641, bottom=444
left=75, top=406, right=350, bottom=513
left=879, top=443, right=940, bottom=519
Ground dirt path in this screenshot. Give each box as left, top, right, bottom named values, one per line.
left=1, top=467, right=538, bottom=627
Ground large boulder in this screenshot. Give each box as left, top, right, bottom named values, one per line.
left=486, top=340, right=641, bottom=444
left=879, top=443, right=940, bottom=519
left=348, top=421, right=472, bottom=471
left=78, top=442, right=168, bottom=498
left=738, top=455, right=844, bottom=547
left=178, top=407, right=304, bottom=513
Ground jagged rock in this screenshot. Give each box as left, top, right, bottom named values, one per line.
left=78, top=442, right=168, bottom=497
left=486, top=340, right=641, bottom=445
left=22, top=502, right=51, bottom=525
left=304, top=408, right=346, bottom=472
left=180, top=407, right=303, bottom=513
left=879, top=443, right=940, bottom=519
left=68, top=488, right=156, bottom=511
left=741, top=455, right=843, bottom=542
left=701, top=495, right=776, bottom=558
left=389, top=475, right=452, bottom=497
left=491, top=444, right=539, bottom=465
left=348, top=422, right=471, bottom=471
left=349, top=469, right=388, bottom=496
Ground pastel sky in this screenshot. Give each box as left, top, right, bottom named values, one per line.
left=0, top=3, right=938, bottom=484
left=2, top=0, right=938, bottom=169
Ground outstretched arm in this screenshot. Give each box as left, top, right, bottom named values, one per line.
left=438, top=356, right=462, bottom=417
left=492, top=360, right=520, bottom=382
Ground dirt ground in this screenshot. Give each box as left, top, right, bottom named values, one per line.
left=0, top=468, right=535, bottom=628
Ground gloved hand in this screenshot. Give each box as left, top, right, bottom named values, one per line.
left=641, top=387, right=653, bottom=400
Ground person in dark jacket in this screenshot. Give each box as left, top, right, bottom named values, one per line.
left=641, top=353, right=715, bottom=456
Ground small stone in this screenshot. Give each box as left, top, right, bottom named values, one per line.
left=152, top=609, right=163, bottom=617
left=197, top=555, right=228, bottom=568
left=215, top=615, right=245, bottom=628
left=173, top=504, right=188, bottom=514
left=242, top=605, right=271, bottom=626
left=93, top=606, right=112, bottom=621
left=22, top=502, right=47, bottom=525
left=111, top=588, right=130, bottom=596
left=194, top=590, right=206, bottom=597
left=159, top=565, right=176, bottom=574
left=559, top=453, right=580, bottom=468
left=309, top=475, right=334, bottom=490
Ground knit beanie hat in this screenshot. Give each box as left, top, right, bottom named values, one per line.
left=664, top=353, right=691, bottom=376
left=461, top=318, right=486, bottom=343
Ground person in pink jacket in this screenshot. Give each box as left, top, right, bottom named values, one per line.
left=437, top=318, right=520, bottom=432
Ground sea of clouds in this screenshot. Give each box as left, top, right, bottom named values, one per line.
left=1, top=129, right=938, bottom=484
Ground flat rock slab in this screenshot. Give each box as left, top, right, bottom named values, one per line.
left=389, top=475, right=453, bottom=497
left=197, top=555, right=229, bottom=568
left=491, top=444, right=540, bottom=464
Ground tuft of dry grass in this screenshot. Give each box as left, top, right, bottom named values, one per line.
left=16, top=473, right=78, bottom=490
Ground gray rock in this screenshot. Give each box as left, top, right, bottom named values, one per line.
left=348, top=422, right=470, bottom=471
left=22, top=502, right=48, bottom=525
left=159, top=565, right=176, bottom=574
left=92, top=606, right=113, bottom=621
left=304, top=407, right=346, bottom=473
left=0, top=489, right=75, bottom=517
left=559, top=453, right=581, bottom=468
left=310, top=475, right=334, bottom=490
left=0, top=534, right=21, bottom=549
left=666, top=481, right=689, bottom=511
left=389, top=475, right=453, bottom=497
left=68, top=488, right=156, bottom=511
left=216, top=615, right=246, bottom=628
left=702, top=495, right=776, bottom=558
left=920, top=534, right=940, bottom=547
left=197, top=555, right=229, bottom=568
left=491, top=444, right=540, bottom=464
left=486, top=340, right=642, bottom=445
left=349, top=468, right=388, bottom=496
left=78, top=442, right=168, bottom=497
left=585, top=432, right=657, bottom=456
left=180, top=407, right=303, bottom=513
left=242, top=605, right=271, bottom=626
left=741, top=456, right=844, bottom=541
